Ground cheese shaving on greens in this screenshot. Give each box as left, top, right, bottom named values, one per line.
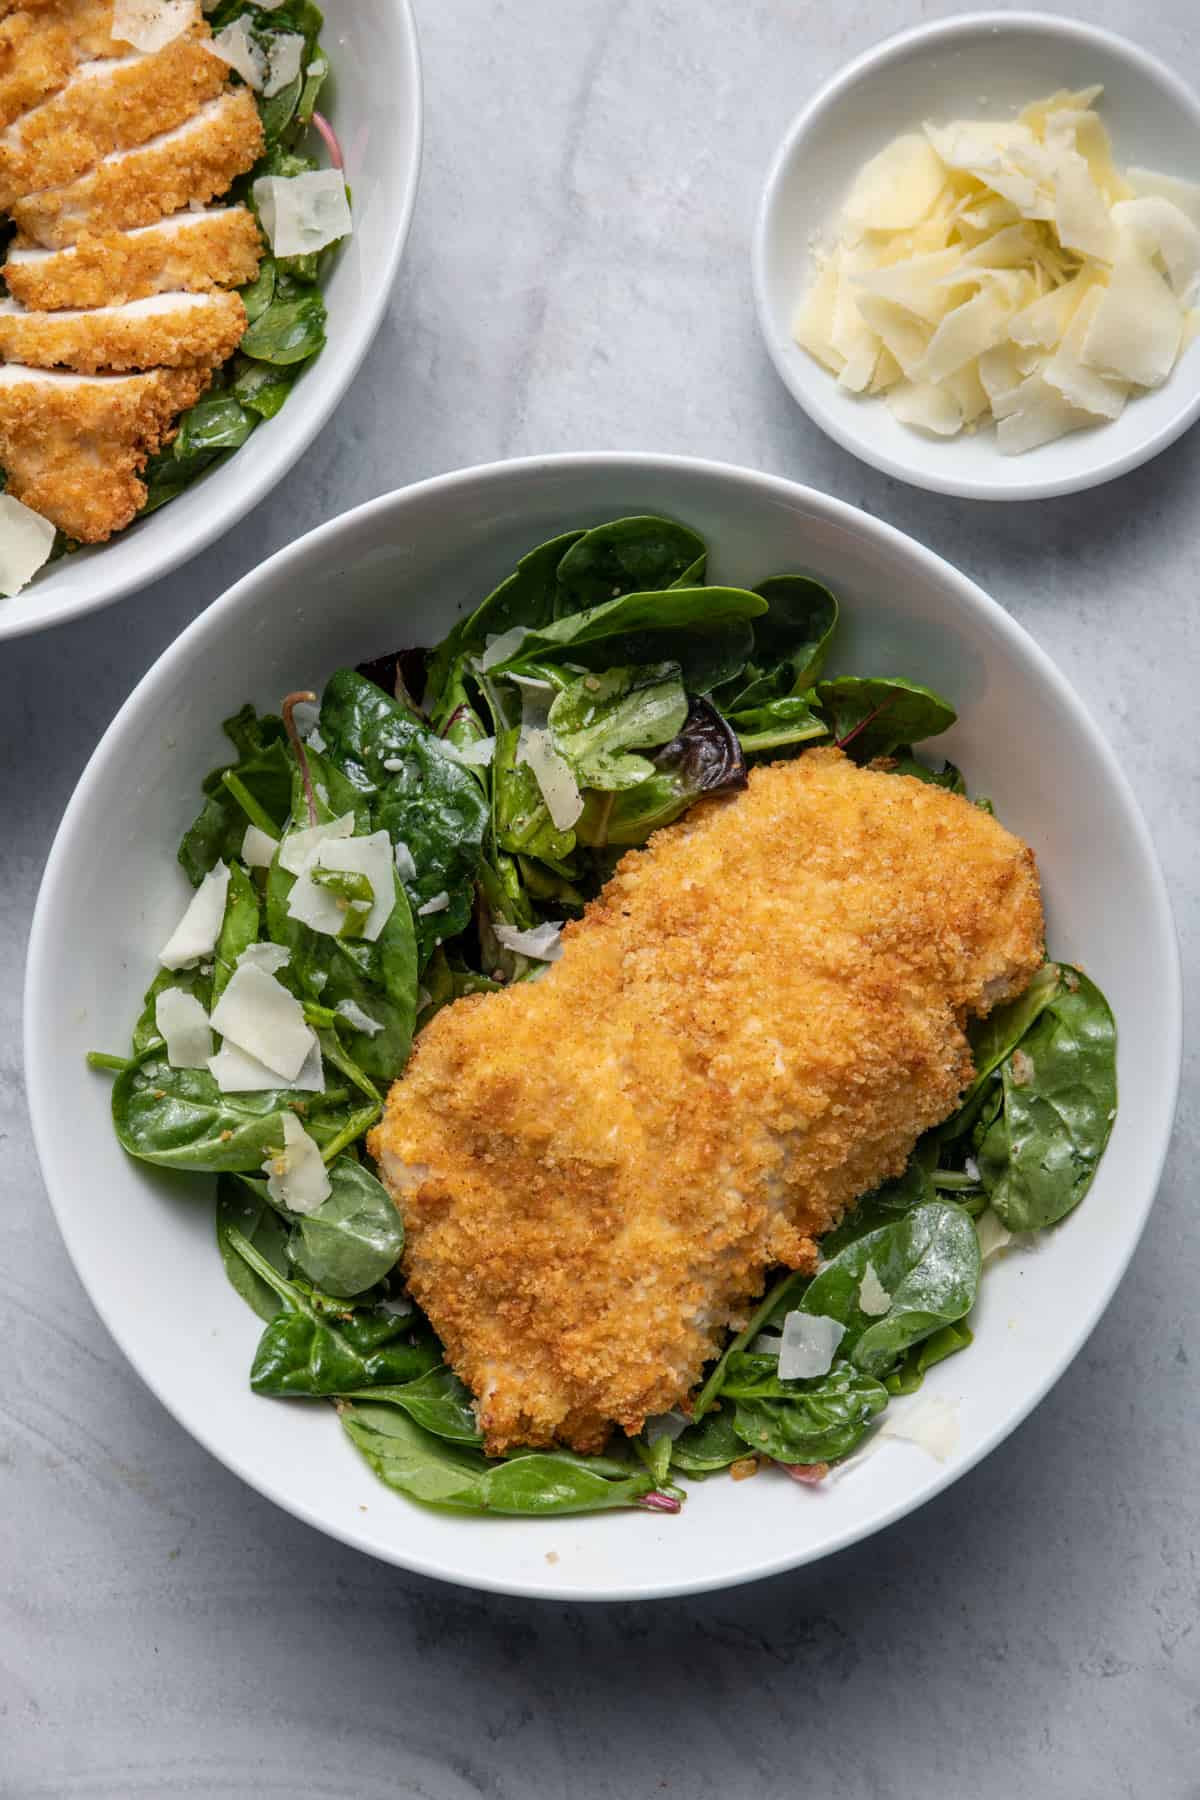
left=795, top=87, right=1199, bottom=453
left=253, top=169, right=352, bottom=260
left=261, top=1111, right=331, bottom=1214
left=492, top=921, right=565, bottom=962
left=158, top=862, right=230, bottom=969
left=778, top=1310, right=846, bottom=1381
left=0, top=494, right=55, bottom=598
left=210, top=962, right=313, bottom=1081
left=154, top=987, right=212, bottom=1069
left=111, top=0, right=196, bottom=54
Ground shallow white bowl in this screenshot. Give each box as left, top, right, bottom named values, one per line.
left=25, top=454, right=1180, bottom=1600
left=0, top=0, right=422, bottom=641
left=753, top=12, right=1200, bottom=500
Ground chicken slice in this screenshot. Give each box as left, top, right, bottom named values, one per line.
left=4, top=207, right=263, bottom=308
left=10, top=86, right=263, bottom=247
left=370, top=748, right=1045, bottom=1454
left=0, top=37, right=226, bottom=207
left=0, top=3, right=123, bottom=128
left=0, top=288, right=245, bottom=371
left=0, top=360, right=210, bottom=539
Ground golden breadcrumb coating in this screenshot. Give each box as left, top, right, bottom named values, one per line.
left=370, top=749, right=1045, bottom=1455
left=10, top=86, right=263, bottom=248
left=0, top=36, right=226, bottom=207
left=0, top=289, right=245, bottom=371
left=0, top=363, right=210, bottom=539
left=3, top=209, right=262, bottom=308
left=0, top=3, right=121, bottom=127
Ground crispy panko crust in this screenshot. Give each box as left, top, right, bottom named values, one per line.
left=4, top=208, right=263, bottom=308
left=11, top=86, right=263, bottom=248
left=0, top=289, right=246, bottom=371
left=0, top=364, right=210, bottom=539
left=0, top=36, right=226, bottom=207
left=370, top=749, right=1045, bottom=1455
left=0, top=4, right=121, bottom=127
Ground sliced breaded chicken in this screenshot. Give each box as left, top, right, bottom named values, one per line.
left=0, top=2, right=123, bottom=128
left=3, top=207, right=262, bottom=308
left=10, top=86, right=263, bottom=247
left=0, top=360, right=210, bottom=540
left=0, top=289, right=245, bottom=371
left=370, top=749, right=1045, bottom=1455
left=0, top=37, right=226, bottom=207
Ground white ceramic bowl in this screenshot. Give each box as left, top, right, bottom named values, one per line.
left=25, top=454, right=1180, bottom=1600
left=753, top=12, right=1200, bottom=500
left=0, top=0, right=422, bottom=642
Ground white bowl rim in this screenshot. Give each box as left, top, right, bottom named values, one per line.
left=751, top=9, right=1200, bottom=502
left=23, top=450, right=1183, bottom=1600
left=0, top=0, right=424, bottom=645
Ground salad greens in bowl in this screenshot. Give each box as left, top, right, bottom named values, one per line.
left=24, top=454, right=1179, bottom=1599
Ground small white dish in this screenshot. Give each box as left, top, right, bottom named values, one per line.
left=24, top=453, right=1181, bottom=1599
left=0, top=0, right=422, bottom=642
left=753, top=12, right=1200, bottom=500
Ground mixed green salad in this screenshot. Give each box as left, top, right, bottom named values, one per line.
left=89, top=513, right=1117, bottom=1517
left=141, top=0, right=344, bottom=517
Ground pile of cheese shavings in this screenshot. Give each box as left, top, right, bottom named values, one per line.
left=795, top=87, right=1200, bottom=452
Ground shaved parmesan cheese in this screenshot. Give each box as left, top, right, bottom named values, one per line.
left=261, top=1111, right=330, bottom=1215
left=278, top=812, right=355, bottom=875
left=1042, top=287, right=1128, bottom=420
left=922, top=287, right=1010, bottom=382
left=0, top=493, right=55, bottom=597
left=1128, top=165, right=1200, bottom=228
left=286, top=831, right=397, bottom=942
left=855, top=293, right=932, bottom=379
left=977, top=342, right=1025, bottom=403
left=1054, top=154, right=1118, bottom=260
left=479, top=626, right=530, bottom=672
left=335, top=998, right=383, bottom=1037
left=844, top=133, right=946, bottom=231
left=417, top=890, right=449, bottom=916
left=888, top=379, right=962, bottom=436
left=853, top=248, right=965, bottom=324
left=881, top=1395, right=959, bottom=1462
left=434, top=735, right=497, bottom=768
left=155, top=987, right=212, bottom=1069
left=204, top=18, right=266, bottom=88
left=1110, top=197, right=1200, bottom=303
left=210, top=962, right=312, bottom=1082
left=493, top=921, right=565, bottom=962
left=793, top=251, right=844, bottom=373
left=209, top=1029, right=323, bottom=1094
left=237, top=941, right=290, bottom=976
left=1082, top=243, right=1182, bottom=387
left=857, top=1262, right=892, bottom=1317
left=393, top=840, right=417, bottom=882
left=240, top=823, right=278, bottom=869
left=1008, top=272, right=1092, bottom=348
left=976, top=1208, right=1014, bottom=1262
left=996, top=374, right=1093, bottom=454
left=778, top=1310, right=846, bottom=1381
left=263, top=31, right=305, bottom=97
left=644, top=1410, right=689, bottom=1445
left=253, top=169, right=352, bottom=260
left=111, top=0, right=196, bottom=53
left=517, top=727, right=583, bottom=832
left=159, top=862, right=230, bottom=969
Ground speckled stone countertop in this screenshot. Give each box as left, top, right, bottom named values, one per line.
left=3, top=2, right=1198, bottom=1794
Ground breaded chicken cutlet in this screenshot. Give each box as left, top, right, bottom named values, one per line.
left=371, top=748, right=1045, bottom=1456
left=0, top=1, right=267, bottom=543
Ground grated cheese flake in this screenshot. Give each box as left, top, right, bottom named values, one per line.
left=0, top=493, right=55, bottom=598
left=493, top=921, right=565, bottom=962
left=253, top=169, right=352, bottom=260
left=278, top=812, right=355, bottom=875
left=881, top=1395, right=960, bottom=1463
left=204, top=18, right=266, bottom=88
left=240, top=823, right=278, bottom=869
left=261, top=1111, right=331, bottom=1214
left=778, top=1310, right=846, bottom=1381
left=111, top=0, right=196, bottom=53
left=335, top=999, right=384, bottom=1037
left=209, top=1029, right=323, bottom=1094
left=263, top=31, right=305, bottom=97
left=210, top=962, right=313, bottom=1081
left=158, top=862, right=230, bottom=969
left=857, top=1262, right=892, bottom=1317
left=236, top=941, right=290, bottom=976
left=517, top=726, right=583, bottom=832
left=155, top=986, right=212, bottom=1069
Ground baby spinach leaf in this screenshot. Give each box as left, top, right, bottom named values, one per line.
left=668, top=1407, right=746, bottom=1475
left=493, top=585, right=767, bottom=671
left=964, top=962, right=1064, bottom=1108
left=553, top=516, right=707, bottom=613
left=424, top=529, right=586, bottom=708
left=729, top=695, right=828, bottom=757
left=113, top=1051, right=351, bottom=1173
left=239, top=292, right=326, bottom=365
left=232, top=356, right=296, bottom=420
left=239, top=257, right=276, bottom=322
left=178, top=707, right=291, bottom=885
left=574, top=696, right=746, bottom=848
left=223, top=1228, right=440, bottom=1394
left=547, top=662, right=688, bottom=791
left=818, top=1155, right=935, bottom=1258
left=175, top=394, right=257, bottom=455
left=493, top=726, right=576, bottom=860
left=281, top=1156, right=404, bottom=1297
left=212, top=861, right=261, bottom=1002
left=341, top=1405, right=662, bottom=1515
left=814, top=676, right=957, bottom=760
left=731, top=1362, right=889, bottom=1464
left=692, top=1268, right=809, bottom=1421
left=799, top=1202, right=981, bottom=1377
left=217, top=1175, right=290, bottom=1321
left=888, top=753, right=966, bottom=793
left=345, top=1366, right=482, bottom=1445
left=884, top=1319, right=973, bottom=1396
left=978, top=967, right=1117, bottom=1232
left=718, top=576, right=838, bottom=711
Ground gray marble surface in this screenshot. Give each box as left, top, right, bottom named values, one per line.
left=3, top=1, right=1199, bottom=1794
